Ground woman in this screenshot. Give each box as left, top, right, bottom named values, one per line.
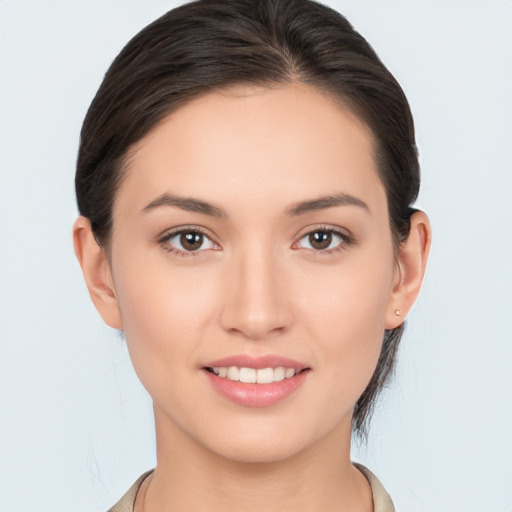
left=73, top=0, right=430, bottom=510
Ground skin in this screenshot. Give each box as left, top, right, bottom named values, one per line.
left=74, top=83, right=430, bottom=511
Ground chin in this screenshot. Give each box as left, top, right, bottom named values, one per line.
left=211, top=437, right=306, bottom=464
left=199, top=417, right=342, bottom=465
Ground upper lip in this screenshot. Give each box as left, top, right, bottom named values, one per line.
left=203, top=354, right=309, bottom=371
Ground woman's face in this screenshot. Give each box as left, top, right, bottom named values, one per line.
left=108, top=83, right=400, bottom=462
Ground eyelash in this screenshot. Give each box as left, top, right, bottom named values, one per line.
left=158, top=225, right=354, bottom=258
left=158, top=226, right=219, bottom=258
left=294, top=225, right=355, bottom=255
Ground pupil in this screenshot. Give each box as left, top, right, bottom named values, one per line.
left=310, top=231, right=331, bottom=250
left=181, top=232, right=203, bottom=250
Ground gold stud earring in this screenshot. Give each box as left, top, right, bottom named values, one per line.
left=394, top=309, right=401, bottom=316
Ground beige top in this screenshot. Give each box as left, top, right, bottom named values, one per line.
left=108, top=464, right=395, bottom=512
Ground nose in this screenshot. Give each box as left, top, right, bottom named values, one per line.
left=219, top=246, right=293, bottom=340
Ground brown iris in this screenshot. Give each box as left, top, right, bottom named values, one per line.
left=180, top=231, right=204, bottom=251
left=309, top=231, right=332, bottom=250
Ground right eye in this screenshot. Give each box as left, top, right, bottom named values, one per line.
left=160, top=229, right=218, bottom=255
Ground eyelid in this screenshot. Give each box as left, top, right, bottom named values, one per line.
left=292, top=225, right=355, bottom=252
left=157, top=225, right=221, bottom=256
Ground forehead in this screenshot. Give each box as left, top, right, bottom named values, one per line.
left=118, top=82, right=386, bottom=216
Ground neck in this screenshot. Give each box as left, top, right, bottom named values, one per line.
left=144, top=408, right=373, bottom=512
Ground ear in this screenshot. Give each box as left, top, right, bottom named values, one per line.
left=385, top=211, right=431, bottom=329
left=73, top=216, right=123, bottom=329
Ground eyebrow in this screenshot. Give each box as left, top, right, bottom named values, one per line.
left=142, top=191, right=369, bottom=218
left=285, top=193, right=370, bottom=216
left=141, top=193, right=226, bottom=217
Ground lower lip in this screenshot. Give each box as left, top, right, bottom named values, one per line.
left=203, top=369, right=310, bottom=407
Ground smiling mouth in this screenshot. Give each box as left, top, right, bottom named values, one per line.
left=205, top=366, right=307, bottom=384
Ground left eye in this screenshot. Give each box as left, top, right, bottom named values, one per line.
left=297, top=230, right=345, bottom=251
left=164, top=230, right=217, bottom=252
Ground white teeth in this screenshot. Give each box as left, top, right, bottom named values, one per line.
left=211, top=366, right=298, bottom=383
left=227, top=366, right=239, bottom=381
left=256, top=367, right=274, bottom=384
left=285, top=367, right=295, bottom=379
left=239, top=367, right=256, bottom=383
left=273, top=367, right=285, bottom=381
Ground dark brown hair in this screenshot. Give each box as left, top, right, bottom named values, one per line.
left=76, top=0, right=420, bottom=437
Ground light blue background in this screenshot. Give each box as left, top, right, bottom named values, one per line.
left=1, top=1, right=511, bottom=510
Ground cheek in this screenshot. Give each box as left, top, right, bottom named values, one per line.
left=296, top=252, right=394, bottom=392
left=111, top=251, right=219, bottom=387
